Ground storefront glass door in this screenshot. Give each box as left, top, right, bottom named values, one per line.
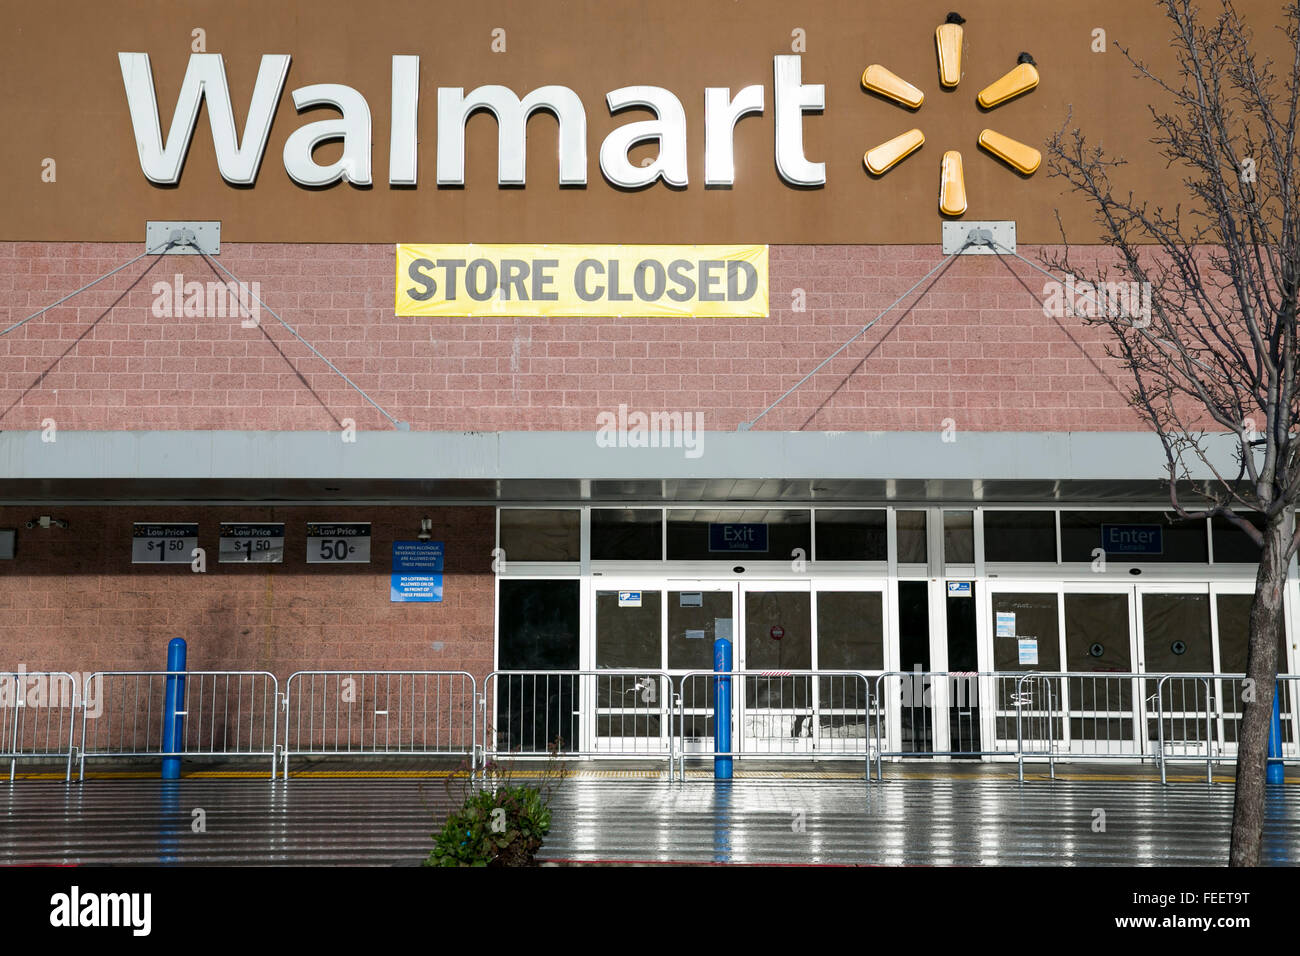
left=985, top=583, right=1264, bottom=759
left=590, top=577, right=887, bottom=756
left=740, top=582, right=813, bottom=753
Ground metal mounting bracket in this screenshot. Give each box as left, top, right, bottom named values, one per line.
left=146, top=221, right=220, bottom=255
left=942, top=220, right=1016, bottom=255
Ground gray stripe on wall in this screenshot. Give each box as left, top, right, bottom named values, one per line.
left=0, top=430, right=1240, bottom=483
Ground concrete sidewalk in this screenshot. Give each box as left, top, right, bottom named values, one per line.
left=1, top=775, right=1297, bottom=866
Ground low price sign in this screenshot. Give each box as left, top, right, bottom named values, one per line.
left=306, top=523, right=372, bottom=563
left=131, top=523, right=198, bottom=564
left=218, top=523, right=285, bottom=563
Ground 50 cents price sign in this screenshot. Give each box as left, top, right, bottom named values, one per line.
left=306, top=523, right=371, bottom=563
left=219, top=523, right=285, bottom=563
left=132, top=523, right=198, bottom=564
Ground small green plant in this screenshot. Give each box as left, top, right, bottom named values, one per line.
left=422, top=737, right=568, bottom=867
left=425, top=783, right=552, bottom=867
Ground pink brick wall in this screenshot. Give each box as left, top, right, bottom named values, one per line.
left=0, top=505, right=495, bottom=680
left=0, top=242, right=1145, bottom=433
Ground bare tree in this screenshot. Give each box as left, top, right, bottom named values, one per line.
left=1044, top=0, right=1299, bottom=865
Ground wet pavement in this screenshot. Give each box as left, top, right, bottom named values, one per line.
left=2, top=774, right=1298, bottom=866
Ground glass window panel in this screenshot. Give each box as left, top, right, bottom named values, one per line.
left=666, top=509, right=810, bottom=561
left=1064, top=592, right=1132, bottom=672
left=984, top=510, right=1057, bottom=563
left=498, top=509, right=580, bottom=561
left=896, top=511, right=927, bottom=563
left=1217, top=593, right=1292, bottom=745
left=943, top=511, right=974, bottom=564
left=591, top=509, right=663, bottom=560
left=744, top=591, right=812, bottom=710
left=1063, top=591, right=1134, bottom=724
left=817, top=591, right=885, bottom=670
left=991, top=593, right=1060, bottom=671
left=1142, top=593, right=1212, bottom=672
left=667, top=590, right=733, bottom=673
left=1215, top=593, right=1287, bottom=672
left=1142, top=593, right=1212, bottom=742
left=946, top=584, right=979, bottom=672
left=495, top=579, right=580, bottom=752
left=1211, top=514, right=1265, bottom=564
left=1060, top=511, right=1207, bottom=563
left=497, top=579, right=580, bottom=670
left=814, top=510, right=887, bottom=561
left=897, top=580, right=931, bottom=672
left=896, top=580, right=932, bottom=753
left=595, top=590, right=662, bottom=668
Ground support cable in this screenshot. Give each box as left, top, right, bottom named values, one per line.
left=984, top=237, right=1215, bottom=374
left=199, top=251, right=407, bottom=430
left=0, top=243, right=176, bottom=338
left=739, top=238, right=974, bottom=430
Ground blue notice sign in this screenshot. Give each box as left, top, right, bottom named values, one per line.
left=391, top=540, right=444, bottom=602
left=708, top=523, right=768, bottom=553
left=1101, top=524, right=1163, bottom=555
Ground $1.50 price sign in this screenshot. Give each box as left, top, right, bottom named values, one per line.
left=306, top=523, right=371, bottom=563
left=131, top=523, right=199, bottom=564
left=218, top=523, right=285, bottom=563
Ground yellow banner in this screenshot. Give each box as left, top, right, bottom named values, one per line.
left=396, top=244, right=768, bottom=318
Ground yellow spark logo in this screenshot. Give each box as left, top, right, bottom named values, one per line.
left=861, top=12, right=1041, bottom=216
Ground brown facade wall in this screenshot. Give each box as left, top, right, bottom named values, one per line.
left=0, top=0, right=1208, bottom=244
left=0, top=506, right=496, bottom=681
left=0, top=242, right=1144, bottom=433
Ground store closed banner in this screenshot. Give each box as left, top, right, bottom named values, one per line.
left=396, top=244, right=768, bottom=318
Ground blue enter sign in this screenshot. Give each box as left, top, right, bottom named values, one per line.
left=708, top=523, right=769, bottom=553
left=1101, top=524, right=1163, bottom=555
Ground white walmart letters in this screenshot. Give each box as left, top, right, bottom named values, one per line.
left=119, top=53, right=824, bottom=189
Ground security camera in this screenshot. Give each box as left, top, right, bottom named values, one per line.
left=25, top=516, right=69, bottom=530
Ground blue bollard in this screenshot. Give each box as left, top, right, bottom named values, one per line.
left=1267, top=681, right=1284, bottom=785
left=161, top=638, right=187, bottom=780
left=714, top=638, right=732, bottom=780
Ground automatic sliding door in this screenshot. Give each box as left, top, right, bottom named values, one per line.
left=1063, top=591, right=1138, bottom=755
left=741, top=586, right=812, bottom=753
left=816, top=588, right=884, bottom=749
left=669, top=586, right=735, bottom=753
left=1139, top=590, right=1212, bottom=756
left=1214, top=590, right=1292, bottom=755
left=593, top=587, right=666, bottom=752
left=988, top=590, right=1062, bottom=751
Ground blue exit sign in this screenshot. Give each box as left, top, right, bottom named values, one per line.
left=1101, top=524, right=1163, bottom=555
left=708, top=522, right=769, bottom=553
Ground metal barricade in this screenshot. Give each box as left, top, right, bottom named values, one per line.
left=1027, top=672, right=1149, bottom=761
left=1, top=671, right=79, bottom=782
left=481, top=670, right=673, bottom=770
left=872, top=671, right=1006, bottom=778
left=1155, top=672, right=1300, bottom=782
left=1204, top=673, right=1298, bottom=764
left=1155, top=673, right=1218, bottom=783
left=1282, top=675, right=1300, bottom=763
left=282, top=670, right=476, bottom=779
left=674, top=670, right=874, bottom=781
left=79, top=671, right=279, bottom=779
left=1014, top=673, right=1057, bottom=782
